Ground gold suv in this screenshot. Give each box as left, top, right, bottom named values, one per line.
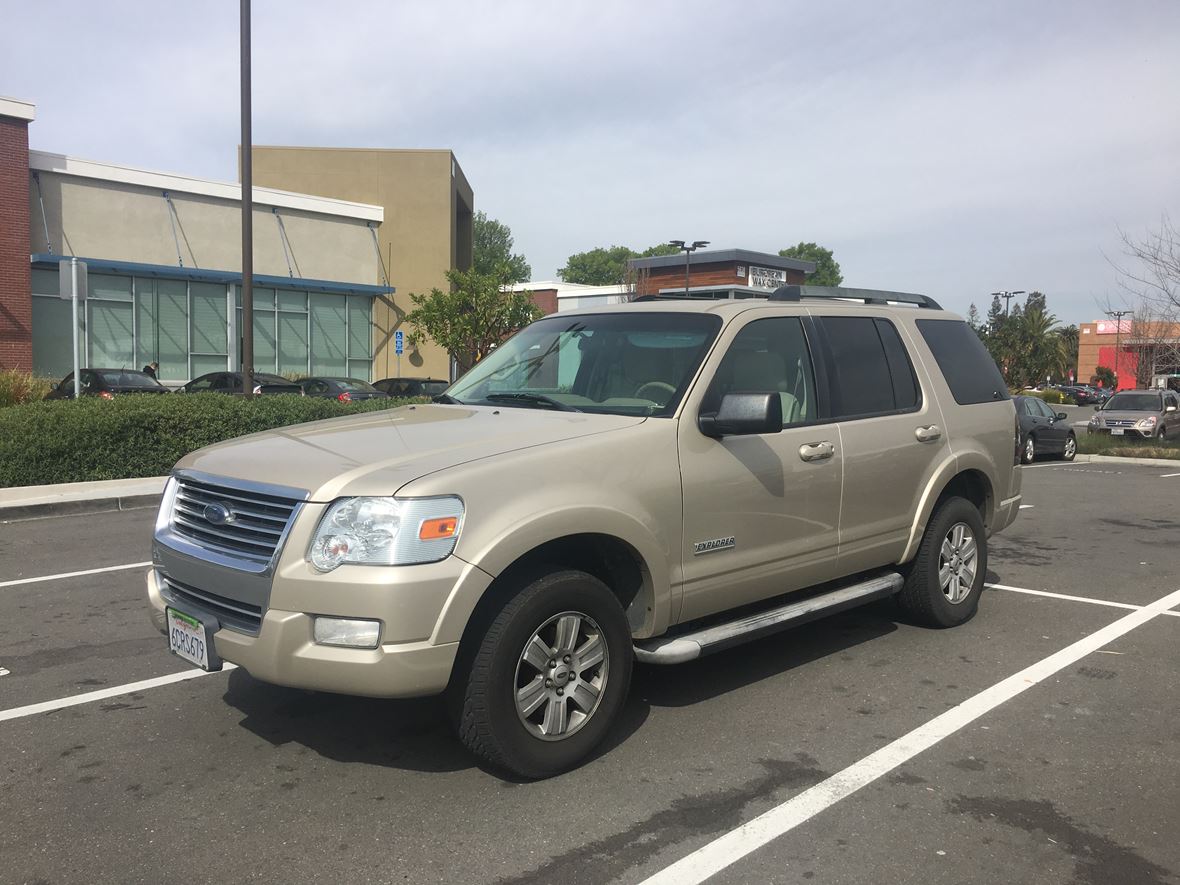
left=148, top=286, right=1022, bottom=777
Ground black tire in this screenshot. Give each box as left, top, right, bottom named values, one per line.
left=452, top=569, right=633, bottom=779
left=898, top=496, right=987, bottom=628
left=1021, top=434, right=1036, bottom=464
left=1061, top=432, right=1077, bottom=461
left=1159, top=426, right=1167, bottom=441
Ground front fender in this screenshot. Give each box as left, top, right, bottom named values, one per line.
left=899, top=451, right=998, bottom=563
left=429, top=504, right=673, bottom=645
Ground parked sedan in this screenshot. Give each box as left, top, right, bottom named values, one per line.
left=1059, top=385, right=1101, bottom=406
left=1088, top=389, right=1180, bottom=440
left=1015, top=395, right=1077, bottom=463
left=298, top=377, right=389, bottom=402
left=45, top=368, right=170, bottom=400
left=372, top=377, right=449, bottom=398
left=177, top=371, right=303, bottom=395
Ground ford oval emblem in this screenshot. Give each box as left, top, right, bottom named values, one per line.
left=203, top=502, right=235, bottom=525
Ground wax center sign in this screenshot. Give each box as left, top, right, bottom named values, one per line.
left=748, top=265, right=788, bottom=290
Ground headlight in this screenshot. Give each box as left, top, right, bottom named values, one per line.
left=308, top=496, right=464, bottom=571
left=1135, top=416, right=1158, bottom=429
left=1088, top=415, right=1100, bottom=425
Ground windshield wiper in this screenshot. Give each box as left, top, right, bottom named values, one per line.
left=484, top=393, right=582, bottom=412
left=432, top=393, right=463, bottom=404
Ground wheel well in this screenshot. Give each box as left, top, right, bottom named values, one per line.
left=448, top=534, right=652, bottom=693
left=937, top=469, right=992, bottom=527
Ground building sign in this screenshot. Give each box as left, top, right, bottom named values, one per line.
left=1095, top=320, right=1132, bottom=334
left=748, top=265, right=787, bottom=290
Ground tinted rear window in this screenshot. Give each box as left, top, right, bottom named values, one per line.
left=916, top=320, right=1009, bottom=404
left=820, top=316, right=919, bottom=418
left=97, top=371, right=161, bottom=388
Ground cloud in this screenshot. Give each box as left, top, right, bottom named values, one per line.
left=3, top=0, right=1178, bottom=323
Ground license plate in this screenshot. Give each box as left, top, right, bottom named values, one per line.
left=1111, top=428, right=1124, bottom=436
left=167, top=607, right=213, bottom=670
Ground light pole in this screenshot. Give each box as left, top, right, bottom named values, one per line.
left=669, top=240, right=709, bottom=297
left=1105, top=309, right=1132, bottom=390
left=240, top=0, right=254, bottom=397
left=992, top=290, right=1026, bottom=316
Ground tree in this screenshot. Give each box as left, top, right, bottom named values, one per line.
left=639, top=243, right=681, bottom=258
left=1055, top=324, right=1079, bottom=380
left=966, top=303, right=983, bottom=336
left=405, top=267, right=542, bottom=374
left=472, top=211, right=531, bottom=283
left=1094, top=365, right=1117, bottom=389
left=778, top=242, right=843, bottom=286
left=558, top=245, right=639, bottom=285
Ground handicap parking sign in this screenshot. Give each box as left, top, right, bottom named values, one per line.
left=395, top=330, right=404, bottom=355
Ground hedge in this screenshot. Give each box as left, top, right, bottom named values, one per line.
left=0, top=393, right=423, bottom=488
left=1022, top=389, right=1068, bottom=405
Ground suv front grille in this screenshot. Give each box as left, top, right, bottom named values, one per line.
left=161, top=574, right=263, bottom=634
left=171, top=476, right=300, bottom=564
left=1105, top=419, right=1137, bottom=427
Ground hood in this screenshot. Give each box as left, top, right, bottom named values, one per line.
left=1095, top=408, right=1162, bottom=423
left=175, top=404, right=645, bottom=500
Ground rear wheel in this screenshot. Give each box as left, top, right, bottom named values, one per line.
left=1159, top=426, right=1167, bottom=440
left=1021, top=435, right=1036, bottom=464
left=898, top=496, right=987, bottom=628
left=1062, top=433, right=1077, bottom=461
left=453, top=569, right=632, bottom=778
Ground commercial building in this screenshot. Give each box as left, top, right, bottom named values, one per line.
left=1078, top=317, right=1180, bottom=389
left=0, top=97, right=473, bottom=384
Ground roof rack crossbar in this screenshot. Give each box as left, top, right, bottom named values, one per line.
left=769, top=285, right=942, bottom=309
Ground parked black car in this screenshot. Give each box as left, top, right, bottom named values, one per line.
left=298, top=377, right=389, bottom=402
left=372, top=377, right=449, bottom=398
left=1059, top=385, right=1101, bottom=406
left=176, top=371, right=303, bottom=395
left=45, top=368, right=170, bottom=400
left=1015, top=395, right=1077, bottom=463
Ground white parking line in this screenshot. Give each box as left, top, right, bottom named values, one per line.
left=1161, top=472, right=1180, bottom=478
left=637, top=586, right=1180, bottom=885
left=0, top=664, right=236, bottom=724
left=0, top=561, right=151, bottom=589
left=987, top=582, right=1180, bottom=617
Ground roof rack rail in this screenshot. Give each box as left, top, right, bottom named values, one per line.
left=769, top=285, right=942, bottom=310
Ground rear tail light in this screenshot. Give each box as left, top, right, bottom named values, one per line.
left=337, top=392, right=352, bottom=402
left=98, top=390, right=115, bottom=400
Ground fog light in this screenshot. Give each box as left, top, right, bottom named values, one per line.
left=313, top=617, right=381, bottom=649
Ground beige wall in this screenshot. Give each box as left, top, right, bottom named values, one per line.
left=250, top=147, right=474, bottom=381
left=27, top=172, right=380, bottom=285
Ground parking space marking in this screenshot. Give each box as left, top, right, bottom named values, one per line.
left=637, top=586, right=1180, bottom=885
left=0, top=561, right=151, bottom=589
left=987, top=582, right=1180, bottom=617
left=0, top=664, right=236, bottom=724
left=1161, top=472, right=1180, bottom=478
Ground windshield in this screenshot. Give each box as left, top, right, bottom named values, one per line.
left=97, top=371, right=162, bottom=388
left=331, top=378, right=380, bottom=392
left=253, top=373, right=295, bottom=386
left=448, top=312, right=722, bottom=416
left=1105, top=393, right=1162, bottom=411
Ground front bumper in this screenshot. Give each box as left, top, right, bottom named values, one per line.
left=148, top=567, right=465, bottom=699
left=1088, top=427, right=1154, bottom=438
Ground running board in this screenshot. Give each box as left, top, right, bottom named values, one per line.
left=633, top=572, right=903, bottom=665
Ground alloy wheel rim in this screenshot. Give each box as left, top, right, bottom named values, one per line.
left=1025, top=438, right=1035, bottom=461
left=1064, top=436, right=1076, bottom=457
left=938, top=522, right=978, bottom=604
left=514, top=611, right=609, bottom=741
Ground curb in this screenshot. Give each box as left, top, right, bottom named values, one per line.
left=0, top=477, right=168, bottom=522
left=1078, top=454, right=1180, bottom=469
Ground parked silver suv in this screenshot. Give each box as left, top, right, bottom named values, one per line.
left=1087, top=389, right=1180, bottom=439
left=147, top=286, right=1022, bottom=777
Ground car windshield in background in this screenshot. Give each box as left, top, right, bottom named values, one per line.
left=333, top=379, right=380, bottom=392
left=97, top=371, right=161, bottom=388
left=1105, top=393, right=1162, bottom=411
left=447, top=312, right=722, bottom=417
left=422, top=381, right=449, bottom=396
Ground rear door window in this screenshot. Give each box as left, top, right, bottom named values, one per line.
left=818, top=316, right=919, bottom=419
left=916, top=319, right=1009, bottom=404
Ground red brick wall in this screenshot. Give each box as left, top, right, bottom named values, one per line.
left=529, top=287, right=558, bottom=315
left=636, top=261, right=807, bottom=296
left=0, top=115, right=32, bottom=371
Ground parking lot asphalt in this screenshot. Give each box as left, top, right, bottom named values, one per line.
left=1, top=461, right=1178, bottom=885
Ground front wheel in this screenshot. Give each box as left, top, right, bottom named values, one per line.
left=1061, top=433, right=1077, bottom=461
left=452, top=569, right=633, bottom=778
left=1158, top=426, right=1167, bottom=441
left=898, top=496, right=987, bottom=628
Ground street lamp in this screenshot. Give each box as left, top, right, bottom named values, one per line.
left=669, top=239, right=709, bottom=297
left=1105, top=309, right=1132, bottom=390
left=991, top=290, right=1026, bottom=316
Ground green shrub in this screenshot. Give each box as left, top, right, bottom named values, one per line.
left=0, top=393, right=425, bottom=487
left=1078, top=432, right=1180, bottom=460
left=1025, top=389, right=1067, bottom=405
left=0, top=370, right=54, bottom=407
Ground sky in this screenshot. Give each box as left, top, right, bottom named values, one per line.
left=2, top=0, right=1178, bottom=325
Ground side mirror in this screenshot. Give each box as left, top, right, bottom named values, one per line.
left=1167, top=405, right=1177, bottom=413
left=49, top=381, right=59, bottom=391
left=1093, top=404, right=1101, bottom=411
left=1056, top=412, right=1068, bottom=421
left=699, top=392, right=783, bottom=438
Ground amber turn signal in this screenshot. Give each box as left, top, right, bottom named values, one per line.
left=418, top=516, right=459, bottom=540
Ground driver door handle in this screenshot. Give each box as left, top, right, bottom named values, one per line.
left=915, top=424, right=942, bottom=442
left=799, top=441, right=835, bottom=462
